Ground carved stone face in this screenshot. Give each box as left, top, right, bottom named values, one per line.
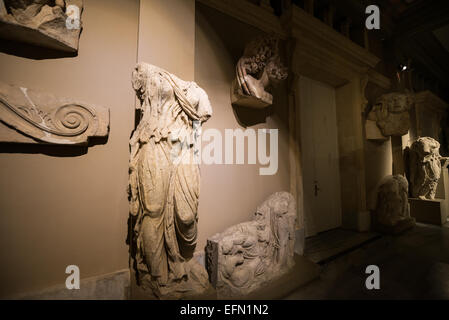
left=368, top=92, right=413, bottom=137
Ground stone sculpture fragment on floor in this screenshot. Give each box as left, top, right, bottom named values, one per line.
left=0, top=81, right=109, bottom=145
left=231, top=36, right=288, bottom=108
left=206, top=191, right=296, bottom=297
left=0, top=0, right=83, bottom=52
left=409, top=137, right=447, bottom=200
left=128, top=62, right=213, bottom=299
left=372, top=175, right=415, bottom=234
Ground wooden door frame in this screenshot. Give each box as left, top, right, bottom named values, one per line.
left=298, top=75, right=342, bottom=237
left=284, top=6, right=390, bottom=253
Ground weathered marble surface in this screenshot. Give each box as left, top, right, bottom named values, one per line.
left=231, top=36, right=287, bottom=108
left=409, top=137, right=446, bottom=200
left=206, top=191, right=296, bottom=298
left=0, top=82, right=109, bottom=145
left=367, top=92, right=414, bottom=137
left=373, top=175, right=414, bottom=230
left=128, top=63, right=212, bottom=299
left=0, top=0, right=83, bottom=52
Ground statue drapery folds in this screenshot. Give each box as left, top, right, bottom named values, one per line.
left=128, top=63, right=212, bottom=298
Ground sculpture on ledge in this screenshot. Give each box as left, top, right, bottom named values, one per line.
left=231, top=36, right=287, bottom=109
left=206, top=191, right=296, bottom=298
left=409, top=137, right=447, bottom=200
left=372, top=175, right=415, bottom=234
left=366, top=92, right=414, bottom=139
left=0, top=81, right=109, bottom=145
left=128, top=63, right=213, bottom=299
left=0, top=0, right=83, bottom=52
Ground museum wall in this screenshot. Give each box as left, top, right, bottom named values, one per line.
left=363, top=82, right=393, bottom=210
left=138, top=0, right=195, bottom=80
left=0, top=0, right=139, bottom=298
left=194, top=3, right=290, bottom=249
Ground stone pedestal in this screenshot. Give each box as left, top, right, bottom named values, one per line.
left=409, top=198, right=447, bottom=225
left=409, top=159, right=449, bottom=225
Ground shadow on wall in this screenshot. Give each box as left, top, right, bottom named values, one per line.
left=232, top=104, right=273, bottom=127
left=0, top=39, right=78, bottom=60
left=0, top=135, right=108, bottom=157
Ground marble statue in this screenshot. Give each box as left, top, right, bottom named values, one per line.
left=409, top=137, right=447, bottom=200
left=373, top=175, right=412, bottom=228
left=0, top=0, right=83, bottom=52
left=128, top=63, right=213, bottom=299
left=0, top=81, right=109, bottom=145
left=367, top=92, right=414, bottom=137
left=231, top=36, right=288, bottom=108
left=206, top=191, right=296, bottom=297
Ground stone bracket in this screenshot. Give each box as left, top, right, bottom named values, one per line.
left=0, top=82, right=109, bottom=146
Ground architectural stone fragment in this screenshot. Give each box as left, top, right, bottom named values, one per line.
left=0, top=0, right=83, bottom=52
left=367, top=91, right=414, bottom=138
left=206, top=191, right=296, bottom=297
left=372, top=175, right=415, bottom=233
left=0, top=82, right=109, bottom=145
left=231, top=36, right=287, bottom=108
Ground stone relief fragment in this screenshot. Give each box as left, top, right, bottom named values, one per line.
left=0, top=0, right=83, bottom=52
left=206, top=191, right=296, bottom=298
left=231, top=36, right=287, bottom=108
left=372, top=175, right=415, bottom=232
left=0, top=82, right=109, bottom=145
left=367, top=91, right=414, bottom=138
left=409, top=137, right=447, bottom=200
left=128, top=63, right=213, bottom=299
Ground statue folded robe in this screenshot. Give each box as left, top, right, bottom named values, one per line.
left=128, top=63, right=212, bottom=298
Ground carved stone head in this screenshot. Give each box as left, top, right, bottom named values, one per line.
left=368, top=92, right=414, bottom=137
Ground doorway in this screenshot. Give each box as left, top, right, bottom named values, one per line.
left=299, top=76, right=342, bottom=237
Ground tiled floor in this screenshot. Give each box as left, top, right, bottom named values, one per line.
left=286, top=223, right=449, bottom=299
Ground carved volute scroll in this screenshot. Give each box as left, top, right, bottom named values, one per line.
left=0, top=82, right=109, bottom=145
left=231, top=35, right=288, bottom=108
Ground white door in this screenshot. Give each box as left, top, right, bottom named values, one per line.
left=299, top=76, right=342, bottom=237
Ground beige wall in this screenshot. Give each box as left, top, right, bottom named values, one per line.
left=363, top=83, right=393, bottom=211
left=0, top=0, right=139, bottom=297
left=138, top=0, right=195, bottom=80
left=194, top=3, right=290, bottom=249
left=0, top=0, right=292, bottom=298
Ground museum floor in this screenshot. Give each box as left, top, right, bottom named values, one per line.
left=286, top=223, right=449, bottom=299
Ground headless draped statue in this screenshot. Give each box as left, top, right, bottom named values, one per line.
left=128, top=63, right=212, bottom=298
